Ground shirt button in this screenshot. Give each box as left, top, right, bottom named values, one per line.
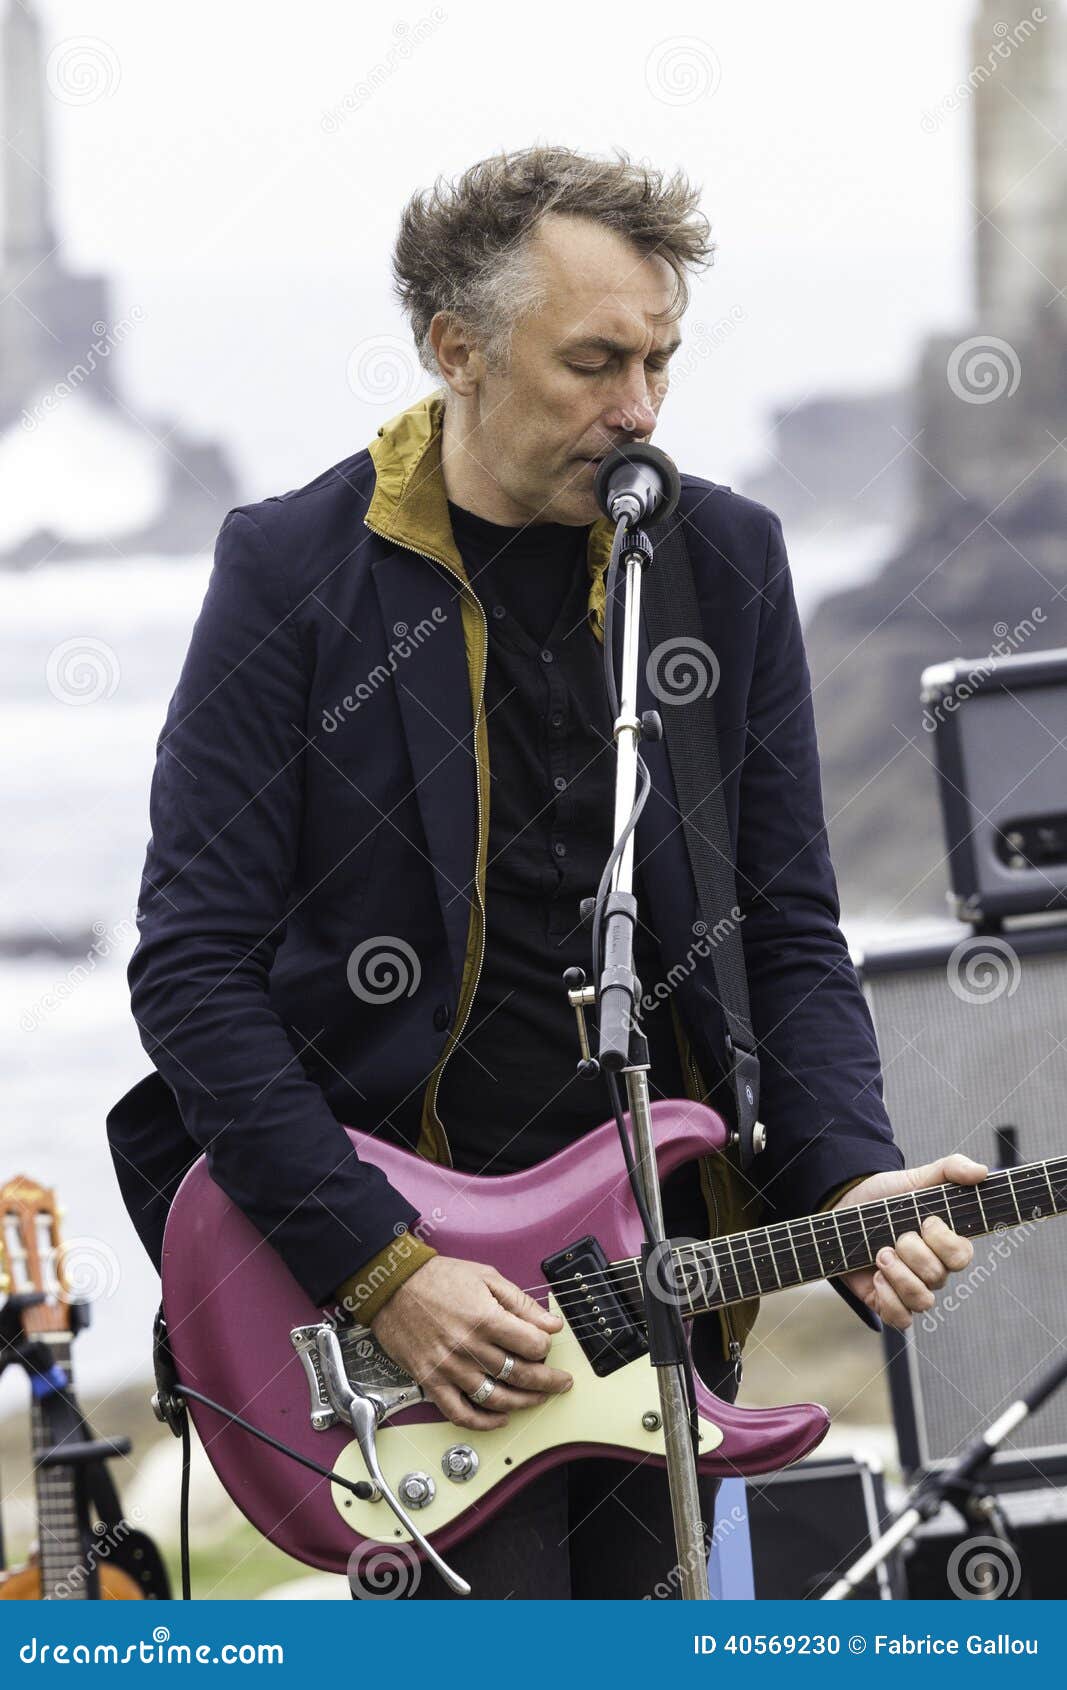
left=541, top=649, right=554, bottom=663
left=553, top=841, right=567, bottom=858
left=553, top=776, right=567, bottom=792
left=492, top=604, right=506, bottom=619
left=433, top=1002, right=452, bottom=1031
left=551, top=712, right=563, bottom=727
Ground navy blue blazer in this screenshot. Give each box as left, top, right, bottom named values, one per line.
left=106, top=438, right=903, bottom=1321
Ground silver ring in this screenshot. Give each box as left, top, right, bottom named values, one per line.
left=468, top=1375, right=497, bottom=1406
left=494, top=1354, right=516, bottom=1383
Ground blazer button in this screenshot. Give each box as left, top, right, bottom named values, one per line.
left=433, top=1002, right=452, bottom=1031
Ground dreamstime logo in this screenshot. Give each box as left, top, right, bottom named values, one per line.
left=57, top=1235, right=122, bottom=1302
left=645, top=37, right=722, bottom=105
left=19, top=913, right=137, bottom=1032
left=630, top=909, right=745, bottom=1026
left=646, top=636, right=720, bottom=706
left=321, top=609, right=446, bottom=731
left=644, top=1504, right=746, bottom=1598
left=946, top=936, right=1021, bottom=1005
left=321, top=10, right=447, bottom=131
left=921, top=609, right=1046, bottom=731
left=48, top=1510, right=144, bottom=1599
left=642, top=1234, right=719, bottom=1312
left=347, top=1539, right=422, bottom=1599
left=46, top=36, right=121, bottom=104
left=21, top=311, right=146, bottom=432
left=920, top=9, right=1046, bottom=133
left=920, top=1219, right=1037, bottom=1333
left=346, top=936, right=421, bottom=1002
left=947, top=335, right=1021, bottom=404
left=346, top=336, right=423, bottom=404
left=46, top=637, right=120, bottom=705
left=947, top=1534, right=1022, bottom=1599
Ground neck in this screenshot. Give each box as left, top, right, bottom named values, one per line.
left=31, top=1336, right=89, bottom=1600
left=440, top=391, right=531, bottom=526
left=618, top=1157, right=1067, bottom=1319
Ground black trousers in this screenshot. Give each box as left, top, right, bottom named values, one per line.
left=350, top=1318, right=740, bottom=1601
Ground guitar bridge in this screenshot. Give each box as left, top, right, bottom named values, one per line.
left=541, top=1235, right=649, bottom=1376
left=290, top=1323, right=424, bottom=1431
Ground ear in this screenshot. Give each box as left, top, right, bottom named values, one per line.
left=429, top=311, right=483, bottom=396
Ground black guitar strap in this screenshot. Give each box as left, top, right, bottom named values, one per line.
left=640, top=513, right=762, bottom=1170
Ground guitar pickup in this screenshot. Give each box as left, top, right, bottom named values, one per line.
left=541, top=1235, right=649, bottom=1376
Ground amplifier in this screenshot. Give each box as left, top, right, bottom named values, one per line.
left=858, top=925, right=1067, bottom=1478
left=746, top=1455, right=903, bottom=1600
left=903, top=1477, right=1067, bottom=1599
left=921, top=647, right=1067, bottom=921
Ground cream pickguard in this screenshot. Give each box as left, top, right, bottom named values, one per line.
left=329, top=1293, right=726, bottom=1544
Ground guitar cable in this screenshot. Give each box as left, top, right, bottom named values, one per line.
left=595, top=517, right=702, bottom=1468
left=152, top=1309, right=395, bottom=1600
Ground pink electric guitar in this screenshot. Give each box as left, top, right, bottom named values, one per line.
left=159, top=1100, right=1066, bottom=1586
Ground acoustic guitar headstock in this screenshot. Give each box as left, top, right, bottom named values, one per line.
left=0, top=1175, right=71, bottom=1339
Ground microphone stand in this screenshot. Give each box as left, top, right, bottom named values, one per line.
left=570, top=508, right=712, bottom=1601
left=821, top=1348, right=1067, bottom=1600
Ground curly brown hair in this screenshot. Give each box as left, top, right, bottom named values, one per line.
left=392, top=144, right=715, bottom=376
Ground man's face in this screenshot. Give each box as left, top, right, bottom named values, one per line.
left=453, top=213, right=682, bottom=525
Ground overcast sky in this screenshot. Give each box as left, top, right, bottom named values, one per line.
left=23, top=0, right=981, bottom=499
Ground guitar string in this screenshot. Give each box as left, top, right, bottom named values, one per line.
left=506, top=1163, right=1064, bottom=1306
left=508, top=1167, right=1063, bottom=1335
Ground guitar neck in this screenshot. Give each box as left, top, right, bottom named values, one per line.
left=656, top=1155, right=1067, bottom=1318
left=31, top=1338, right=89, bottom=1602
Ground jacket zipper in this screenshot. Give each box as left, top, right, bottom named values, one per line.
left=362, top=517, right=488, bottom=1171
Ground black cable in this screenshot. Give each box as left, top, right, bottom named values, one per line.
left=179, top=1413, right=191, bottom=1600
left=595, top=514, right=701, bottom=1468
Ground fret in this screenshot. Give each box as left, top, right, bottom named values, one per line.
left=763, top=1230, right=783, bottom=1290
left=1006, top=1168, right=1023, bottom=1225
left=785, top=1222, right=803, bottom=1284
left=854, top=1202, right=872, bottom=1260
left=696, top=1241, right=723, bottom=1308
left=743, top=1229, right=761, bottom=1292
left=710, top=1238, right=742, bottom=1305
left=627, top=1157, right=1067, bottom=1321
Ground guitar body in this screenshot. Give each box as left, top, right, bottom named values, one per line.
left=0, top=1558, right=144, bottom=1601
left=162, top=1101, right=830, bottom=1574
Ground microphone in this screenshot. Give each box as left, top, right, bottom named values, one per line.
left=592, top=442, right=681, bottom=528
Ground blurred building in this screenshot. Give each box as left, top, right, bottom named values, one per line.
left=776, top=0, right=1067, bottom=917
left=0, top=0, right=237, bottom=566
left=745, top=0, right=1067, bottom=543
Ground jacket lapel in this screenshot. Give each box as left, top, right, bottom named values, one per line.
left=369, top=551, right=476, bottom=991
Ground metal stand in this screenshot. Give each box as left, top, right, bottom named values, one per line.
left=580, top=520, right=712, bottom=1600
left=822, top=1347, right=1067, bottom=1600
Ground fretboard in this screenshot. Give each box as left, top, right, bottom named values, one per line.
left=31, top=1338, right=89, bottom=1601
left=634, top=1156, right=1067, bottom=1318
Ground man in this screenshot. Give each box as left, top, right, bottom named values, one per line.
left=107, top=146, right=983, bottom=1599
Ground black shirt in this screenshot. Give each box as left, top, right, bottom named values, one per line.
left=436, top=499, right=687, bottom=1176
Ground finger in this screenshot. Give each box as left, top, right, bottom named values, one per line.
left=908, top=1153, right=989, bottom=1190
left=432, top=1380, right=509, bottom=1433
left=920, top=1213, right=975, bottom=1271
left=464, top=1340, right=573, bottom=1394
left=483, top=1269, right=562, bottom=1328
left=872, top=1268, right=912, bottom=1330
left=875, top=1246, right=936, bottom=1313
left=476, top=1302, right=559, bottom=1363
left=893, top=1229, right=949, bottom=1289
left=448, top=1358, right=548, bottom=1412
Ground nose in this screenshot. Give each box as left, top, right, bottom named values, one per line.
left=600, top=373, right=659, bottom=439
